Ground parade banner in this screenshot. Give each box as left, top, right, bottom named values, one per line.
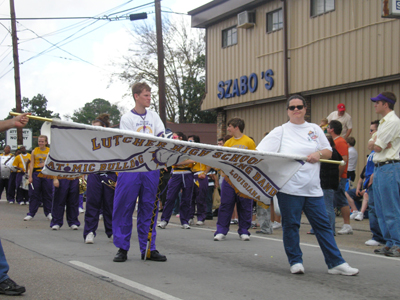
left=42, top=120, right=306, bottom=205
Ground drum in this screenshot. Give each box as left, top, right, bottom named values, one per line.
left=0, top=155, right=11, bottom=179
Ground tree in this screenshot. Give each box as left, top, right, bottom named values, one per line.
left=65, top=98, right=121, bottom=126
left=114, top=17, right=216, bottom=124
left=0, top=94, right=60, bottom=149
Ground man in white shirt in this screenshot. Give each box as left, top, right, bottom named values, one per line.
left=327, top=103, right=353, bottom=139
left=368, top=91, right=400, bottom=257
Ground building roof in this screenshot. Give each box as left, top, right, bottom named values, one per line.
left=188, top=0, right=269, bottom=28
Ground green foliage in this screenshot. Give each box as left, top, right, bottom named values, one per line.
left=115, top=17, right=216, bottom=124
left=67, top=98, right=121, bottom=126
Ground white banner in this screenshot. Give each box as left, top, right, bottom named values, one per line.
left=42, top=120, right=306, bottom=205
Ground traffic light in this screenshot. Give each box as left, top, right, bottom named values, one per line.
left=130, top=13, right=147, bottom=21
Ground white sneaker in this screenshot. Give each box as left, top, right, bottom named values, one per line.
left=99, top=214, right=103, bottom=220
left=47, top=213, right=52, bottom=221
left=328, top=262, right=359, bottom=276
left=51, top=225, right=60, bottom=230
left=23, top=215, right=32, bottom=221
left=196, top=220, right=204, bottom=226
left=70, top=225, right=79, bottom=230
left=337, top=224, right=353, bottom=235
left=214, top=233, right=226, bottom=241
left=350, top=211, right=359, bottom=220
left=290, top=263, right=305, bottom=274
left=19, top=202, right=24, bottom=206
left=355, top=212, right=364, bottom=221
left=181, top=224, right=191, bottom=229
left=79, top=207, right=85, bottom=214
left=85, top=232, right=95, bottom=244
left=240, top=234, right=250, bottom=241
left=272, top=221, right=282, bottom=229
left=188, top=219, right=194, bottom=226
left=157, top=221, right=168, bottom=229
left=365, top=239, right=382, bottom=246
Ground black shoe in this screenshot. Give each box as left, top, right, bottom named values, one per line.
left=0, top=278, right=26, bottom=295
left=141, top=250, right=167, bottom=261
left=113, top=248, right=128, bottom=262
left=205, top=216, right=213, bottom=220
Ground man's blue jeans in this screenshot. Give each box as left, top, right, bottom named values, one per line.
left=0, top=239, right=10, bottom=283
left=367, top=185, right=385, bottom=244
left=277, top=192, right=346, bottom=269
left=373, top=163, right=400, bottom=247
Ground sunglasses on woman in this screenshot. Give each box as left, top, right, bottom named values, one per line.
left=288, top=105, right=304, bottom=111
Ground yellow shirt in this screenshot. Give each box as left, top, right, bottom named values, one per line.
left=32, top=147, right=50, bottom=170
left=172, top=162, right=194, bottom=174
left=191, top=162, right=208, bottom=174
left=224, top=135, right=256, bottom=150
left=12, top=153, right=31, bottom=172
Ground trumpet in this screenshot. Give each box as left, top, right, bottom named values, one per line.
left=79, top=178, right=87, bottom=194
left=101, top=179, right=116, bottom=190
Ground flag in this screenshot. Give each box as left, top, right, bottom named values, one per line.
left=42, top=120, right=305, bottom=205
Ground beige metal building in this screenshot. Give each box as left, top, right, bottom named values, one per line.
left=189, top=0, right=400, bottom=177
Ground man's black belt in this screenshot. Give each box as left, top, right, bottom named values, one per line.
left=374, top=160, right=400, bottom=168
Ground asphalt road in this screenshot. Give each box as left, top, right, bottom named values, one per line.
left=1, top=197, right=399, bottom=300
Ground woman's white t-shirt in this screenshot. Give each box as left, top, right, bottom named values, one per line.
left=256, top=121, right=332, bottom=197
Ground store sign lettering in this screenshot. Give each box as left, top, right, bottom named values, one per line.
left=217, top=69, right=274, bottom=99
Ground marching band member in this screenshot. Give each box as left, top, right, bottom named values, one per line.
left=83, top=114, right=117, bottom=244
left=0, top=145, right=13, bottom=202
left=112, top=82, right=166, bottom=262
left=157, top=132, right=194, bottom=229
left=50, top=177, right=80, bottom=230
left=12, top=146, right=31, bottom=207
left=5, top=147, right=19, bottom=204
left=188, top=135, right=211, bottom=226
left=257, top=94, right=358, bottom=275
left=214, top=118, right=255, bottom=241
left=25, top=135, right=53, bottom=221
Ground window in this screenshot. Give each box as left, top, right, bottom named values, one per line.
left=311, top=0, right=335, bottom=17
left=222, top=26, right=237, bottom=48
left=266, top=9, right=283, bottom=33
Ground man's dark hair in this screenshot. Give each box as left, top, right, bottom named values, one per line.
left=188, top=135, right=200, bottom=143
left=217, top=138, right=224, bottom=142
left=227, top=117, right=245, bottom=133
left=329, top=120, right=342, bottom=135
left=174, top=131, right=187, bottom=141
left=346, top=137, right=356, bottom=147
left=371, top=119, right=380, bottom=130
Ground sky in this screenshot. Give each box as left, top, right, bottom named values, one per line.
left=0, top=0, right=211, bottom=121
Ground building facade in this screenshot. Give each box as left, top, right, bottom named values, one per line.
left=189, top=0, right=400, bottom=177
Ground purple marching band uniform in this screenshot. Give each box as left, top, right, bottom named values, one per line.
left=112, top=108, right=165, bottom=257
left=190, top=163, right=209, bottom=223
left=50, top=178, right=80, bottom=228
left=159, top=163, right=194, bottom=226
left=83, top=172, right=117, bottom=239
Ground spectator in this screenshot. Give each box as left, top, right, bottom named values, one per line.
left=346, top=137, right=358, bottom=183
left=319, top=118, right=329, bottom=134
left=327, top=120, right=353, bottom=235
left=327, top=103, right=353, bottom=139
left=368, top=92, right=400, bottom=257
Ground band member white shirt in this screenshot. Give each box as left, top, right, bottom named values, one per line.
left=120, top=109, right=165, bottom=137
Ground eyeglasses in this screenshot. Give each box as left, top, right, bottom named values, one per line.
left=288, top=105, right=304, bottom=111
left=370, top=129, right=376, bottom=132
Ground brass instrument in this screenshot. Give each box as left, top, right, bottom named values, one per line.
left=101, top=179, right=116, bottom=190
left=79, top=178, right=87, bottom=194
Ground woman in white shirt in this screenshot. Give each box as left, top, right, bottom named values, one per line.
left=257, top=95, right=358, bottom=276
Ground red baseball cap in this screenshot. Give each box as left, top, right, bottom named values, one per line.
left=337, top=103, right=346, bottom=111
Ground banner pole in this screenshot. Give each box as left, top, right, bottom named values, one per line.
left=319, top=159, right=346, bottom=166
left=9, top=112, right=53, bottom=122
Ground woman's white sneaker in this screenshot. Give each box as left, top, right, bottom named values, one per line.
left=214, top=233, right=226, bottom=241
left=85, top=232, right=95, bottom=244
left=290, top=263, right=305, bottom=274
left=23, top=215, right=32, bottom=221
left=328, top=263, right=359, bottom=276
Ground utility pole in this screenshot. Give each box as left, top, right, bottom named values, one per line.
left=9, top=0, right=23, bottom=145
left=154, top=0, right=166, bottom=126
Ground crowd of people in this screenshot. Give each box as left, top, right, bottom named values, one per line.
left=2, top=87, right=400, bottom=295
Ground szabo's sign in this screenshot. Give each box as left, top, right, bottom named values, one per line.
left=217, top=69, right=274, bottom=99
